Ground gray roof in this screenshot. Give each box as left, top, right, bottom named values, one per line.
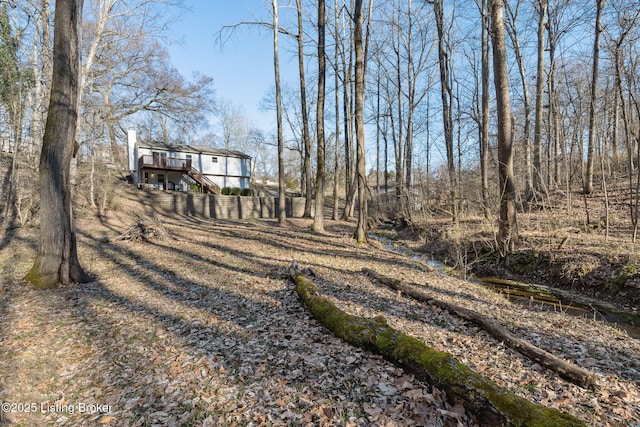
left=138, top=140, right=251, bottom=159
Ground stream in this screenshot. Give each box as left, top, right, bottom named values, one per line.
left=372, top=233, right=640, bottom=339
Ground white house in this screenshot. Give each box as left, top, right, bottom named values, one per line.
left=127, top=130, right=252, bottom=193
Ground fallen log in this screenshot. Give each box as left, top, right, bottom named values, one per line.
left=290, top=263, right=585, bottom=427
left=362, top=268, right=596, bottom=389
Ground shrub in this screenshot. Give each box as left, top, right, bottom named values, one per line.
left=241, top=188, right=253, bottom=196
left=221, top=187, right=231, bottom=195
left=230, top=187, right=242, bottom=196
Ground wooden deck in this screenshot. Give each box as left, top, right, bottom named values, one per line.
left=138, top=155, right=191, bottom=171
left=138, top=155, right=219, bottom=194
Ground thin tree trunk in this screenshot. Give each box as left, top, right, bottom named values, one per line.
left=89, top=141, right=97, bottom=209
left=384, top=109, right=389, bottom=194
left=599, top=133, right=609, bottom=241
left=533, top=0, right=547, bottom=193
left=616, top=39, right=635, bottom=239
left=25, top=0, right=90, bottom=288
left=547, top=11, right=560, bottom=189
left=272, top=0, right=286, bottom=225
left=433, top=0, right=457, bottom=223
left=32, top=0, right=52, bottom=167
left=341, top=1, right=354, bottom=221
left=353, top=0, right=367, bottom=244
left=2, top=124, right=21, bottom=225
left=312, top=0, right=326, bottom=232
left=481, top=0, right=491, bottom=217
left=295, top=0, right=313, bottom=218
left=584, top=0, right=604, bottom=195
left=394, top=8, right=406, bottom=222
left=404, top=0, right=414, bottom=221
left=490, top=0, right=518, bottom=255
left=505, top=0, right=532, bottom=199
left=376, top=69, right=381, bottom=213
left=332, top=0, right=341, bottom=221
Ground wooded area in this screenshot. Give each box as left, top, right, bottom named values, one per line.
left=1, top=1, right=639, bottom=425
left=2, top=0, right=640, bottom=247
left=0, top=0, right=640, bottom=253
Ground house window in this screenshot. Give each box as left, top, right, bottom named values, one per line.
left=212, top=156, right=218, bottom=163
left=157, top=174, right=165, bottom=183
left=186, top=154, right=192, bottom=160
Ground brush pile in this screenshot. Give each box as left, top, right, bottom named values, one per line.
left=116, top=214, right=170, bottom=242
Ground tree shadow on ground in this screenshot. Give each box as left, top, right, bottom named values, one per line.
left=0, top=233, right=299, bottom=424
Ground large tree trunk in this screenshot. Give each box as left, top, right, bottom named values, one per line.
left=25, top=0, right=90, bottom=289
left=312, top=0, right=326, bottom=232
left=353, top=0, right=367, bottom=244
left=490, top=0, right=518, bottom=255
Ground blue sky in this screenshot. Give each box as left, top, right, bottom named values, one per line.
left=166, top=1, right=298, bottom=132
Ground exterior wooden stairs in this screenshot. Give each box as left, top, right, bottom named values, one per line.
left=187, top=167, right=220, bottom=194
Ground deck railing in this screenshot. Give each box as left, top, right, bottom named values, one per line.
left=138, top=155, right=191, bottom=170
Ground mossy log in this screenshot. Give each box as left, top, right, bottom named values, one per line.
left=290, top=264, right=586, bottom=427
left=362, top=268, right=596, bottom=389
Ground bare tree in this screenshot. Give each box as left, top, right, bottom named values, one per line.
left=533, top=0, right=547, bottom=193
left=25, top=0, right=90, bottom=288
left=295, top=0, right=313, bottom=217
left=27, top=0, right=53, bottom=166
left=215, top=99, right=252, bottom=150
left=432, top=0, right=458, bottom=222
left=584, top=0, right=605, bottom=195
left=87, top=36, right=214, bottom=168
left=313, top=0, right=327, bottom=232
left=480, top=0, right=491, bottom=216
left=272, top=0, right=286, bottom=225
left=353, top=0, right=367, bottom=243
left=340, top=0, right=356, bottom=221
left=607, top=2, right=640, bottom=239
left=0, top=3, right=29, bottom=224
left=332, top=0, right=341, bottom=221
left=504, top=0, right=533, bottom=199
left=490, top=0, right=518, bottom=254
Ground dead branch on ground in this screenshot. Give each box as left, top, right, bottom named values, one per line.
left=290, top=262, right=585, bottom=426
left=362, top=268, right=596, bottom=389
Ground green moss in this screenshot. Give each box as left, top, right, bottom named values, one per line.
left=23, top=268, right=57, bottom=290
left=512, top=251, right=540, bottom=275
left=292, top=268, right=587, bottom=427
left=374, top=326, right=397, bottom=352
left=606, top=262, right=637, bottom=291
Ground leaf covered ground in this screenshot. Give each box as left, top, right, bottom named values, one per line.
left=0, top=187, right=639, bottom=426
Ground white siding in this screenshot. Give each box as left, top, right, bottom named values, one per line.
left=134, top=145, right=251, bottom=190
